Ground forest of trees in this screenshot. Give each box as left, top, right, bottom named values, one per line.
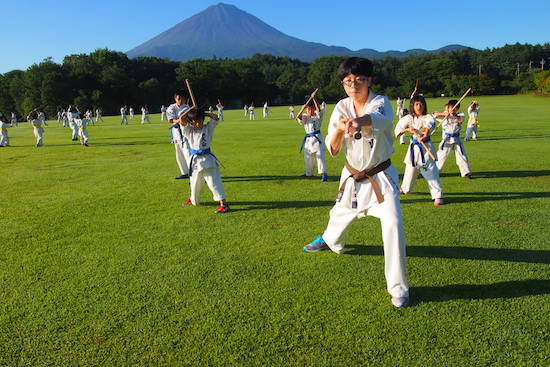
left=1, top=43, right=549, bottom=118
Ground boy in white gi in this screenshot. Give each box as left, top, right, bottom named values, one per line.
left=289, top=106, right=295, bottom=119
left=129, top=107, right=135, bottom=120
left=297, top=90, right=328, bottom=181
left=95, top=108, right=104, bottom=123
left=85, top=109, right=94, bottom=126
left=465, top=100, right=480, bottom=141
left=216, top=100, right=224, bottom=121
left=27, top=110, right=45, bottom=147
left=67, top=105, right=79, bottom=141
left=395, top=95, right=444, bottom=205
left=161, top=105, right=167, bottom=121
left=263, top=101, right=269, bottom=118
left=303, top=57, right=409, bottom=308
left=248, top=104, right=255, bottom=120
left=11, top=112, right=18, bottom=127
left=120, top=106, right=128, bottom=125
left=141, top=106, right=151, bottom=124
left=0, top=113, right=11, bottom=147
left=75, top=114, right=90, bottom=146
left=434, top=100, right=472, bottom=179
left=167, top=90, right=192, bottom=180
left=177, top=107, right=230, bottom=214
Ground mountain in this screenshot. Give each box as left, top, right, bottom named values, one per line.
left=126, top=3, right=469, bottom=61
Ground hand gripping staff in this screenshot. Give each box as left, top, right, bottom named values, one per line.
left=432, top=88, right=472, bottom=134
left=295, top=88, right=319, bottom=122
left=405, top=79, right=436, bottom=161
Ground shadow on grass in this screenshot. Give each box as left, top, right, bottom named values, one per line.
left=412, top=279, right=550, bottom=304
left=440, top=170, right=550, bottom=179
left=345, top=245, right=550, bottom=264
left=230, top=200, right=334, bottom=211
left=473, top=134, right=550, bottom=141
left=223, top=175, right=336, bottom=182
left=401, top=191, right=550, bottom=205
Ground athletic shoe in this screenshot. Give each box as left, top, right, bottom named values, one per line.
left=183, top=198, right=192, bottom=206
left=321, top=173, right=328, bottom=182
left=303, top=236, right=330, bottom=253
left=391, top=296, right=409, bottom=308
left=434, top=198, right=444, bottom=206
left=464, top=173, right=473, bottom=179
left=399, top=187, right=405, bottom=195
left=175, top=174, right=189, bottom=180
left=215, top=204, right=230, bottom=214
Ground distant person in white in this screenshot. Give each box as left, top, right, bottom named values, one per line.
left=141, top=106, right=151, bottom=124
left=243, top=104, right=248, bottom=117
left=38, top=111, right=47, bottom=126
left=248, top=104, right=255, bottom=120
left=161, top=105, right=167, bottom=121
left=0, top=113, right=12, bottom=147
left=85, top=109, right=94, bottom=126
left=11, top=112, right=18, bottom=127
left=263, top=101, right=269, bottom=118
left=289, top=106, right=295, bottom=119
left=167, top=90, right=192, bottom=179
left=27, top=109, right=45, bottom=147
left=75, top=114, right=90, bottom=146
left=216, top=100, right=224, bottom=121
left=465, top=100, right=480, bottom=141
left=120, top=106, right=128, bottom=125
left=67, top=105, right=80, bottom=141
left=129, top=107, right=135, bottom=120
left=95, top=108, right=104, bottom=123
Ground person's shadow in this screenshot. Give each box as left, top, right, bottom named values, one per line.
left=345, top=245, right=550, bottom=305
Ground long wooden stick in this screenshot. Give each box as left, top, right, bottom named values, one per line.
left=433, top=88, right=472, bottom=132
left=295, top=88, right=319, bottom=121
left=413, top=132, right=437, bottom=161
left=410, top=79, right=419, bottom=99
left=185, top=79, right=197, bottom=108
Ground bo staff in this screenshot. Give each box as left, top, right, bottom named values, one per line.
left=410, top=79, right=419, bottom=99
left=433, top=88, right=471, bottom=132
left=295, top=88, right=319, bottom=121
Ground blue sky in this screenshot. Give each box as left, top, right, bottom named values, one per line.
left=1, top=0, right=549, bottom=73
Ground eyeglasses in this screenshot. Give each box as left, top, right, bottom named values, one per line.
left=341, top=77, right=368, bottom=87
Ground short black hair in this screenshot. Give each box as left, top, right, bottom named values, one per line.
left=185, top=108, right=205, bottom=123
left=409, top=95, right=428, bottom=116
left=337, top=57, right=374, bottom=80
left=447, top=99, right=460, bottom=109
left=174, top=89, right=188, bottom=98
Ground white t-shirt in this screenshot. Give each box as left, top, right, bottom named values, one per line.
left=166, top=103, right=190, bottom=142
left=181, top=119, right=219, bottom=172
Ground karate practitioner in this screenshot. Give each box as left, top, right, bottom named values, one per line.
left=395, top=95, right=444, bottom=205
left=263, top=101, right=269, bottom=118
left=161, top=105, right=167, bottom=121
left=465, top=100, right=480, bottom=141
left=0, top=113, right=11, bottom=147
left=141, top=106, right=151, bottom=124
left=216, top=100, right=224, bottom=121
left=57, top=110, right=62, bottom=124
left=11, top=112, right=18, bottom=127
left=167, top=90, right=192, bottom=180
left=85, top=109, right=94, bottom=126
left=177, top=107, right=230, bottom=214
left=297, top=90, right=328, bottom=181
left=62, top=110, right=68, bottom=127
left=75, top=114, right=90, bottom=146
left=38, top=111, right=47, bottom=126
left=289, top=106, right=295, bottom=119
left=303, top=57, right=409, bottom=308
left=120, top=106, right=128, bottom=125
left=28, top=110, right=45, bottom=147
left=129, top=107, right=135, bottom=120
left=243, top=104, right=248, bottom=117
left=67, top=105, right=80, bottom=141
left=434, top=100, right=472, bottom=178
left=95, top=108, right=104, bottom=123
left=248, top=104, right=255, bottom=120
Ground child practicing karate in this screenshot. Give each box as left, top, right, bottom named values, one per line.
left=302, top=57, right=409, bottom=308
left=434, top=100, right=473, bottom=178
left=167, top=90, right=192, bottom=180
left=395, top=95, right=444, bottom=205
left=141, top=106, right=151, bottom=124
left=465, top=100, right=480, bottom=141
left=161, top=105, right=167, bottom=121
left=120, top=106, right=128, bottom=125
left=0, top=113, right=12, bottom=147
left=175, top=86, right=230, bottom=214
left=75, top=113, right=90, bottom=146
left=216, top=100, right=224, bottom=122
left=296, top=90, right=328, bottom=181
left=67, top=105, right=80, bottom=141
left=27, top=109, right=45, bottom=147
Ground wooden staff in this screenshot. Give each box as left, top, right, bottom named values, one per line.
left=295, top=88, right=319, bottom=121
left=433, top=88, right=471, bottom=132
left=413, top=132, right=437, bottom=161
left=410, top=79, right=419, bottom=99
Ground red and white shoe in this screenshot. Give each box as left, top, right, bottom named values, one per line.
left=215, top=204, right=230, bottom=214
left=183, top=198, right=192, bottom=206
left=434, top=198, right=444, bottom=206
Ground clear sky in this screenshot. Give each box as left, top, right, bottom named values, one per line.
left=1, top=0, right=549, bottom=73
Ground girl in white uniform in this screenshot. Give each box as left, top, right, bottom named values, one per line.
left=177, top=108, right=230, bottom=214
left=0, top=113, right=11, bottom=147
left=167, top=91, right=192, bottom=179
left=297, top=91, right=328, bottom=181
left=141, top=106, right=151, bottom=124
left=465, top=101, right=480, bottom=141
left=434, top=100, right=472, bottom=178
left=303, top=57, right=409, bottom=308
left=395, top=95, right=444, bottom=205
left=27, top=110, right=45, bottom=147
left=67, top=105, right=79, bottom=141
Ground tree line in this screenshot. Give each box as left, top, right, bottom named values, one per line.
left=1, top=43, right=549, bottom=118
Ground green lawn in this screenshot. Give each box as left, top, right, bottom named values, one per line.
left=1, top=95, right=549, bottom=366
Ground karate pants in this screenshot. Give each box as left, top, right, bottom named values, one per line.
left=120, top=116, right=128, bottom=125
left=249, top=112, right=255, bottom=120
left=321, top=175, right=409, bottom=298
left=0, top=130, right=9, bottom=146
left=190, top=166, right=226, bottom=205
left=161, top=113, right=167, bottom=121
left=141, top=116, right=151, bottom=124
left=78, top=128, right=88, bottom=144
left=69, top=123, right=78, bottom=140
left=174, top=140, right=190, bottom=175
left=34, top=128, right=44, bottom=146
left=437, top=142, right=471, bottom=177
left=289, top=112, right=295, bottom=119
left=465, top=125, right=478, bottom=140
left=263, top=110, right=268, bottom=118
left=304, top=149, right=327, bottom=176
left=401, top=162, right=443, bottom=199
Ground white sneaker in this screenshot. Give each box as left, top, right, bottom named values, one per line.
left=392, top=297, right=409, bottom=308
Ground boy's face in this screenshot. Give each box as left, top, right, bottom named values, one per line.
left=342, top=73, right=370, bottom=100
left=174, top=95, right=185, bottom=106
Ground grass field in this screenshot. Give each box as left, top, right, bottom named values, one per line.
left=1, top=95, right=549, bottom=366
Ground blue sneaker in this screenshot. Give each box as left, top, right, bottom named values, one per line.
left=321, top=173, right=328, bottom=182
left=303, top=236, right=330, bottom=253
left=175, top=174, right=189, bottom=179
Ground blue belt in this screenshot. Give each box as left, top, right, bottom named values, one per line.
left=300, top=130, right=322, bottom=152
left=410, top=138, right=426, bottom=167
left=441, top=133, right=464, bottom=155
left=189, top=148, right=218, bottom=176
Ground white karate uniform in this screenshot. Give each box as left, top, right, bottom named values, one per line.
left=248, top=106, right=255, bottom=120
left=166, top=103, right=191, bottom=175
left=141, top=107, right=151, bottom=124
left=129, top=108, right=134, bottom=119
left=321, top=92, right=408, bottom=299
left=57, top=111, right=62, bottom=124
left=30, top=118, right=44, bottom=146
left=11, top=113, right=18, bottom=126
left=465, top=106, right=480, bottom=140
left=243, top=105, right=248, bottom=117
left=0, top=120, right=11, bottom=146
left=85, top=111, right=94, bottom=125
left=299, top=111, right=327, bottom=176
left=76, top=117, right=90, bottom=144
left=395, top=114, right=443, bottom=199
left=217, top=106, right=224, bottom=121
left=38, top=112, right=47, bottom=126
left=95, top=109, right=103, bottom=123
left=68, top=112, right=79, bottom=140
left=289, top=107, right=295, bottom=119
left=436, top=114, right=471, bottom=177
left=120, top=108, right=128, bottom=125
left=181, top=119, right=226, bottom=205
left=396, top=98, right=404, bottom=117
left=263, top=103, right=268, bottom=118
left=161, top=107, right=167, bottom=121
